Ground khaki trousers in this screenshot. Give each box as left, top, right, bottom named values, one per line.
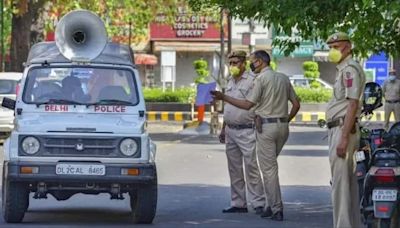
left=384, top=102, right=400, bottom=130
left=256, top=122, right=289, bottom=213
left=225, top=127, right=265, bottom=208
left=328, top=126, right=361, bottom=228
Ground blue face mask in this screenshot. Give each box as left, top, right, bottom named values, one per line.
left=389, top=76, right=396, bottom=81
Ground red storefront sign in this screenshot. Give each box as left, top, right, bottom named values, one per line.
left=150, top=14, right=228, bottom=41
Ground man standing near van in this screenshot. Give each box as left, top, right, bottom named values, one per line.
left=220, top=51, right=265, bottom=214
left=212, top=50, right=300, bottom=221
left=325, top=32, right=365, bottom=228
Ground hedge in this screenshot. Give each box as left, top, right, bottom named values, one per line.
left=143, top=87, right=196, bottom=103
left=294, top=87, right=332, bottom=103
left=143, top=87, right=332, bottom=103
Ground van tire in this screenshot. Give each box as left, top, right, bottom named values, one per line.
left=2, top=180, right=29, bottom=223
left=130, top=168, right=157, bottom=224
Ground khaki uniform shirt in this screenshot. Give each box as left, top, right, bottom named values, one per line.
left=382, top=79, right=400, bottom=101
left=326, top=55, right=366, bottom=121
left=246, top=67, right=297, bottom=118
left=224, top=71, right=256, bottom=125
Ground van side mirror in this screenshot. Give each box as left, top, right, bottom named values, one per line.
left=2, top=97, right=16, bottom=110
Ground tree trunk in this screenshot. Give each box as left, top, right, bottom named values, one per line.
left=9, top=0, right=46, bottom=72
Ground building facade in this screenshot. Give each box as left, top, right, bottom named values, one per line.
left=149, top=9, right=227, bottom=89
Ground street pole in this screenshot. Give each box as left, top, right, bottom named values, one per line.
left=211, top=7, right=226, bottom=133
left=128, top=19, right=132, bottom=49
left=227, top=12, right=232, bottom=54
left=0, top=0, right=4, bottom=72
left=219, top=7, right=225, bottom=88
left=249, top=18, right=255, bottom=54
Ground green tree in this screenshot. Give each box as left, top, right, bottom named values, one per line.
left=7, top=0, right=179, bottom=71
left=1, top=1, right=13, bottom=69
left=303, top=61, right=320, bottom=89
left=189, top=0, right=400, bottom=57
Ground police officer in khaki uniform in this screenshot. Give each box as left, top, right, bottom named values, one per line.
left=325, top=32, right=365, bottom=228
left=220, top=51, right=265, bottom=214
left=382, top=69, right=400, bottom=130
left=211, top=50, right=300, bottom=221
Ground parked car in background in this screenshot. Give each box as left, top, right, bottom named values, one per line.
left=289, top=75, right=333, bottom=89
left=0, top=72, right=23, bottom=139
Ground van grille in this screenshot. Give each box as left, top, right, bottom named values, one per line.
left=18, top=135, right=141, bottom=158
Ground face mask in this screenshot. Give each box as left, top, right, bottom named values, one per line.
left=389, top=75, right=396, bottom=81
left=229, top=66, right=241, bottom=77
left=250, top=62, right=258, bottom=72
left=328, top=48, right=342, bottom=63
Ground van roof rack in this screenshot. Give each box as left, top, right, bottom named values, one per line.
left=26, top=42, right=135, bottom=67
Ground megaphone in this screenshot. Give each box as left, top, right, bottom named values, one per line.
left=55, top=10, right=108, bottom=61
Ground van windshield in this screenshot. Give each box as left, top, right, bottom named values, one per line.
left=23, top=67, right=139, bottom=106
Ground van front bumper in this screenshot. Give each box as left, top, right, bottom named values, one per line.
left=3, top=161, right=156, bottom=184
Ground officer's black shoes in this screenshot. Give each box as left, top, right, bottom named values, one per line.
left=260, top=206, right=273, bottom=218
left=222, top=206, right=248, bottom=213
left=255, top=206, right=264, bottom=215
left=270, top=211, right=284, bottom=221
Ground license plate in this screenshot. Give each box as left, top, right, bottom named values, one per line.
left=355, top=151, right=366, bottom=162
left=56, top=163, right=105, bottom=176
left=372, top=189, right=398, bottom=202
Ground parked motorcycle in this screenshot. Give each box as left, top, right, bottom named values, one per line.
left=362, top=121, right=400, bottom=228
left=356, top=122, right=386, bottom=202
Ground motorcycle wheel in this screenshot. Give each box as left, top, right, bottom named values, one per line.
left=378, top=219, right=391, bottom=228
left=368, top=213, right=400, bottom=228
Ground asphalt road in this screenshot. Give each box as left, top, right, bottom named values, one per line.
left=0, top=124, right=334, bottom=227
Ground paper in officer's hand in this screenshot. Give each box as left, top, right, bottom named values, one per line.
left=196, top=82, right=217, bottom=106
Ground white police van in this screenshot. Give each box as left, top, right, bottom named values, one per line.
left=1, top=10, right=157, bottom=224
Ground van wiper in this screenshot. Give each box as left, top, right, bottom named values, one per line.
left=86, top=99, right=133, bottom=107
left=36, top=99, right=85, bottom=107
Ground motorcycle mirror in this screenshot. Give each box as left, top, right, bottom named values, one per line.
left=317, top=119, right=327, bottom=128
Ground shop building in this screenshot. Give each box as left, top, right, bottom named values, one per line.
left=149, top=10, right=227, bottom=88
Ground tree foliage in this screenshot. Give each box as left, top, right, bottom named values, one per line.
left=303, top=61, right=320, bottom=88
left=193, top=58, right=210, bottom=84
left=189, top=0, right=400, bottom=58
left=6, top=0, right=180, bottom=71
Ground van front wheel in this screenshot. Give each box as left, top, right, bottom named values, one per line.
left=129, top=172, right=157, bottom=224
left=2, top=180, right=29, bottom=223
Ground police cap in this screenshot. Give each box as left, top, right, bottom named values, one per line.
left=228, top=50, right=247, bottom=59
left=326, top=32, right=350, bottom=44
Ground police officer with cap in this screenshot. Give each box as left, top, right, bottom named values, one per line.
left=325, top=32, right=365, bottom=228
left=220, top=50, right=265, bottom=214
left=382, top=69, right=400, bottom=130
left=211, top=50, right=300, bottom=221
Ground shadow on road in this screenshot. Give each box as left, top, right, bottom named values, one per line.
left=0, top=185, right=332, bottom=228
left=149, top=132, right=188, bottom=142
left=286, top=131, right=328, bottom=146
left=280, top=150, right=328, bottom=157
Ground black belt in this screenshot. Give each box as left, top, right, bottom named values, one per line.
left=386, top=100, right=400, bottom=104
left=327, top=117, right=359, bottom=129
left=327, top=117, right=344, bottom=129
left=262, top=117, right=288, bottom=124
left=227, top=123, right=254, bottom=130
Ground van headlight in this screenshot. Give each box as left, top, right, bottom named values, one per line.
left=22, top=136, right=40, bottom=154
left=119, top=138, right=138, bottom=156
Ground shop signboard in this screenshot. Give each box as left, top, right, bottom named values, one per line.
left=150, top=8, right=227, bottom=41
left=272, top=45, right=314, bottom=58
left=364, top=52, right=389, bottom=85
left=271, top=28, right=314, bottom=58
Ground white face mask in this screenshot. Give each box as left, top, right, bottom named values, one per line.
left=389, top=75, right=396, bottom=81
